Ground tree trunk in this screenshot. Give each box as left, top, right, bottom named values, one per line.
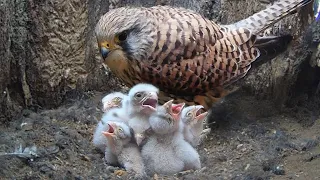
left=0, top=0, right=318, bottom=123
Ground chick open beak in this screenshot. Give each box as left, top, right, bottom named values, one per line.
left=102, top=123, right=116, bottom=140
left=171, top=103, right=185, bottom=121
left=194, top=105, right=208, bottom=121
left=141, top=92, right=158, bottom=111
left=162, top=99, right=174, bottom=109
left=162, top=100, right=185, bottom=120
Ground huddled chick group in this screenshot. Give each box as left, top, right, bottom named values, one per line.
left=92, top=83, right=211, bottom=178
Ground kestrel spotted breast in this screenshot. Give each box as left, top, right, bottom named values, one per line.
left=95, top=0, right=312, bottom=110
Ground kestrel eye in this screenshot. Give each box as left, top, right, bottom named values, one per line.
left=117, top=31, right=128, bottom=42
left=135, top=92, right=142, bottom=98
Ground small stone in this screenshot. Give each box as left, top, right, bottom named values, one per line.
left=79, top=154, right=90, bottom=161
left=176, top=170, right=192, bottom=176
left=216, top=154, right=228, bottom=162
left=20, top=122, right=33, bottom=131
left=244, top=164, right=250, bottom=171
left=102, top=174, right=110, bottom=179
left=272, top=165, right=285, bottom=175
left=21, top=109, right=33, bottom=117
left=301, top=139, right=318, bottom=151
left=241, top=148, right=247, bottom=152
left=237, top=144, right=243, bottom=149
left=197, top=167, right=207, bottom=173
left=305, top=153, right=320, bottom=162
left=46, top=145, right=59, bottom=155
left=39, top=163, right=55, bottom=173
left=106, top=166, right=117, bottom=173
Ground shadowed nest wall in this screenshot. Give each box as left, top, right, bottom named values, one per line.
left=0, top=0, right=318, bottom=123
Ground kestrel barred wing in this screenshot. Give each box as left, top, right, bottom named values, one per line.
left=95, top=0, right=313, bottom=110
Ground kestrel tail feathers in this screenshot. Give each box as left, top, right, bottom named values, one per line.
left=222, top=0, right=313, bottom=34
left=254, top=35, right=293, bottom=63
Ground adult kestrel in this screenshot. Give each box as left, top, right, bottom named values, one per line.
left=95, top=0, right=312, bottom=110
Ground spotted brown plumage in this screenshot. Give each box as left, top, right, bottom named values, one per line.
left=95, top=0, right=312, bottom=110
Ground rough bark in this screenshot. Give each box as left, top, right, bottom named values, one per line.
left=0, top=0, right=21, bottom=123
left=0, top=0, right=318, bottom=123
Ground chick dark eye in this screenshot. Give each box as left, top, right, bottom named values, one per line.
left=135, top=92, right=142, bottom=98
left=118, top=31, right=128, bottom=42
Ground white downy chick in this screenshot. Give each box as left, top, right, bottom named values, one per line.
left=180, top=105, right=209, bottom=147
left=142, top=100, right=201, bottom=176
left=101, top=107, right=130, bottom=124
left=102, top=122, right=147, bottom=178
left=100, top=91, right=129, bottom=130
left=127, top=83, right=159, bottom=146
left=93, top=108, right=129, bottom=153
left=101, top=92, right=127, bottom=113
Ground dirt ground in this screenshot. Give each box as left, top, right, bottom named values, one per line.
left=1, top=88, right=320, bottom=180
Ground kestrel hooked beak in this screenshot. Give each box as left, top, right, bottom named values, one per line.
left=187, top=105, right=208, bottom=126
left=98, top=31, right=128, bottom=60
left=163, top=100, right=185, bottom=121
left=140, top=91, right=158, bottom=111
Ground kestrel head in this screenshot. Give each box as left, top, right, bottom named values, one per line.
left=181, top=105, right=208, bottom=126
left=101, top=92, right=127, bottom=112
left=127, top=83, right=159, bottom=115
left=95, top=7, right=157, bottom=63
left=164, top=100, right=186, bottom=122
left=149, top=99, right=185, bottom=134
left=102, top=121, right=131, bottom=141
left=101, top=121, right=132, bottom=153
